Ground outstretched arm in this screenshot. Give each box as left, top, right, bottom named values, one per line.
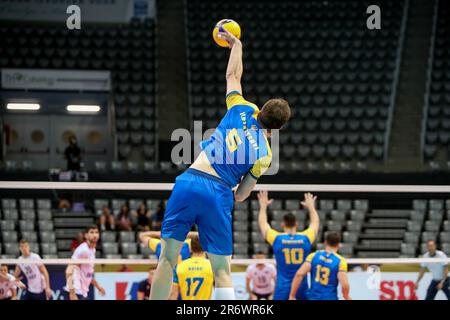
left=257, top=191, right=273, bottom=238
left=217, top=30, right=243, bottom=95
left=139, top=231, right=162, bottom=243
left=139, top=231, right=198, bottom=244
left=301, top=193, right=320, bottom=236
left=139, top=231, right=157, bottom=248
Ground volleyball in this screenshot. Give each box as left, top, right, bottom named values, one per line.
left=212, top=19, right=241, bottom=47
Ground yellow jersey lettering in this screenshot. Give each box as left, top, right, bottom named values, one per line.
left=315, top=265, right=331, bottom=285
left=226, top=128, right=243, bottom=153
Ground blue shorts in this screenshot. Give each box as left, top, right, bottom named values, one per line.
left=273, top=278, right=309, bottom=300
left=161, top=168, right=234, bottom=256
left=308, top=291, right=338, bottom=300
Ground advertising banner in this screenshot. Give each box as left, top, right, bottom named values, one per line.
left=345, top=272, right=447, bottom=300
left=94, top=272, right=448, bottom=300
left=95, top=272, right=147, bottom=300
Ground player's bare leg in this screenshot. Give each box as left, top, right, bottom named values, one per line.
left=149, top=238, right=183, bottom=300
left=207, top=253, right=235, bottom=300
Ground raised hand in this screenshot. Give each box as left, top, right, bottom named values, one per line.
left=217, top=29, right=241, bottom=49
left=258, top=190, right=273, bottom=209
left=301, top=193, right=317, bottom=211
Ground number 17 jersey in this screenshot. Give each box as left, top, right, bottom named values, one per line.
left=173, top=257, right=214, bottom=300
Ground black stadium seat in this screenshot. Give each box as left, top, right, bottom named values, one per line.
left=186, top=0, right=404, bottom=164
left=423, top=0, right=450, bottom=162
left=0, top=19, right=157, bottom=163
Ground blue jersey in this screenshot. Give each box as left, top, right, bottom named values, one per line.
left=200, top=91, right=272, bottom=188
left=149, top=238, right=191, bottom=263
left=266, top=228, right=315, bottom=299
left=306, top=250, right=348, bottom=300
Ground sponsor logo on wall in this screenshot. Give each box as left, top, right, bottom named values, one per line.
left=93, top=272, right=447, bottom=300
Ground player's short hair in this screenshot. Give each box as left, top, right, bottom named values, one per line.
left=190, top=235, right=203, bottom=254
left=19, top=239, right=29, bottom=245
left=255, top=251, right=265, bottom=255
left=282, top=213, right=297, bottom=228
left=325, top=231, right=341, bottom=247
left=426, top=239, right=436, bottom=246
left=85, top=225, right=99, bottom=233
left=258, top=98, right=291, bottom=130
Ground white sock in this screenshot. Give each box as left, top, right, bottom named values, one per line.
left=213, top=287, right=236, bottom=300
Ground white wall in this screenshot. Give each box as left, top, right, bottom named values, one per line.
left=4, top=114, right=112, bottom=171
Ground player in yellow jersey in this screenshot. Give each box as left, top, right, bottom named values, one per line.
left=170, top=235, right=214, bottom=300
left=289, top=231, right=351, bottom=300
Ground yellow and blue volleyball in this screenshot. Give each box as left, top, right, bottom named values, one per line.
left=212, top=19, right=241, bottom=47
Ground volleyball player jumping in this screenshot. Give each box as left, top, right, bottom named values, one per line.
left=150, top=30, right=291, bottom=300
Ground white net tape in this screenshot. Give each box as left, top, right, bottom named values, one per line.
left=1, top=181, right=450, bottom=192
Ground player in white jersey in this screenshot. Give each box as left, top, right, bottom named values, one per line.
left=1, top=264, right=26, bottom=300
left=14, top=239, right=52, bottom=300
left=416, top=240, right=450, bottom=300
left=245, top=252, right=276, bottom=300
left=64, top=225, right=106, bottom=300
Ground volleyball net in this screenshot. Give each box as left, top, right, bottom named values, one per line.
left=0, top=181, right=449, bottom=300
